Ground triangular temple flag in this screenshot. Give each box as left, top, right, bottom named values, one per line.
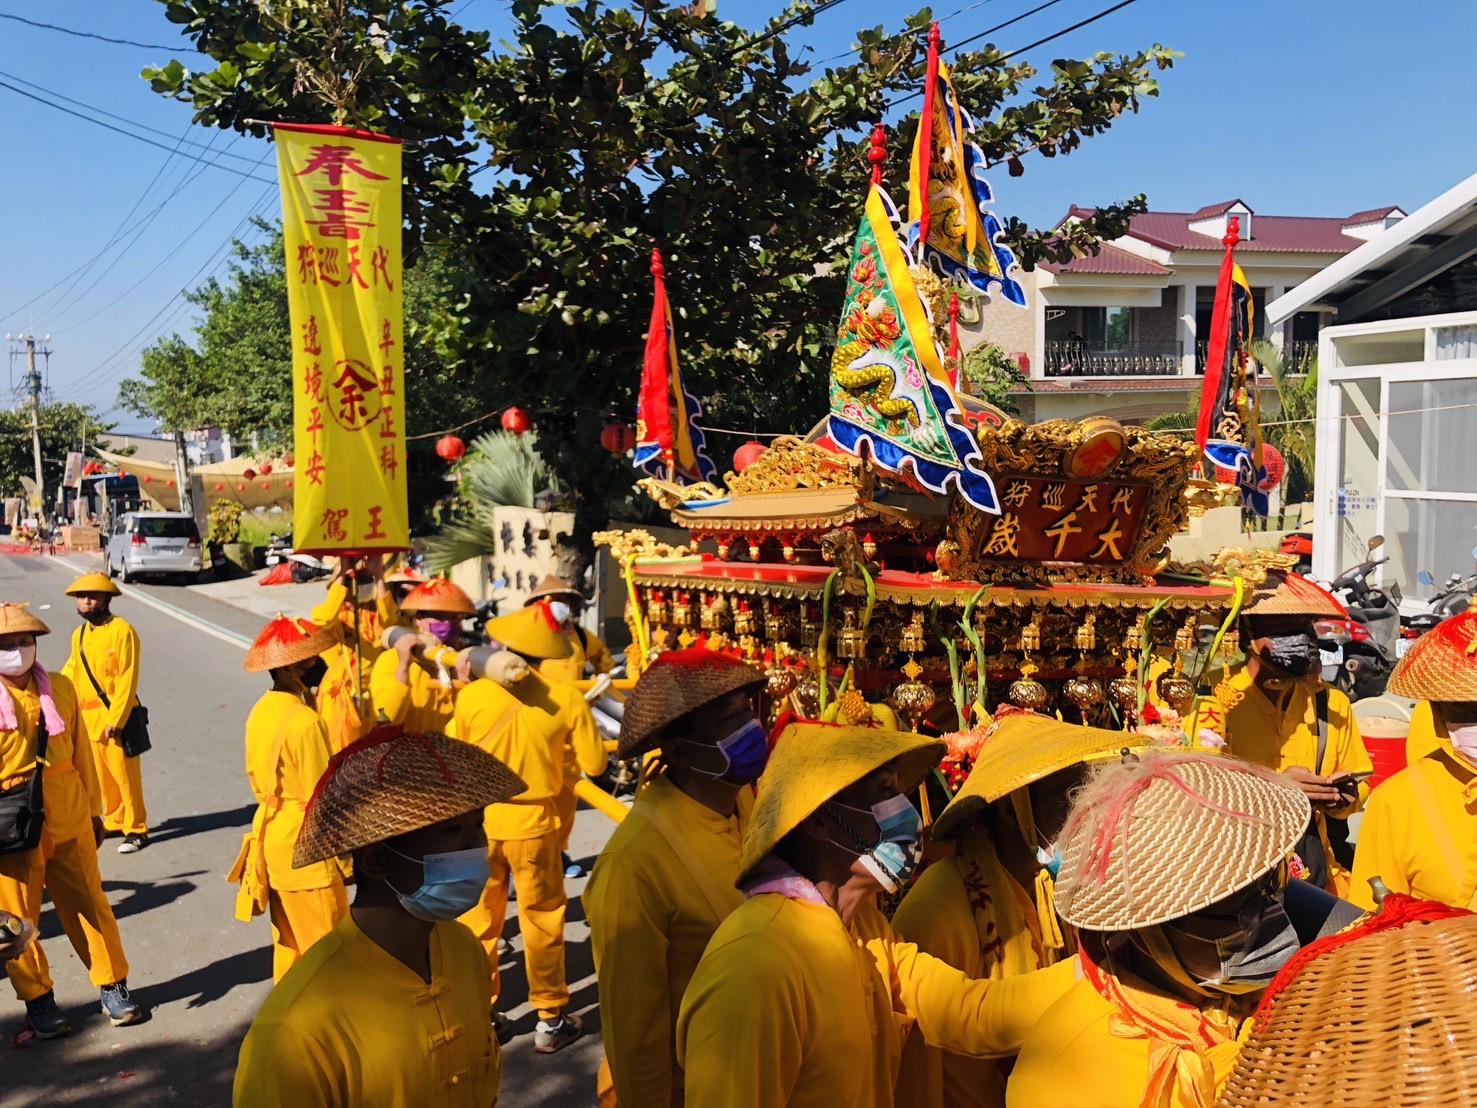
left=907, top=23, right=1026, bottom=307
left=634, top=249, right=715, bottom=484
left=828, top=175, right=999, bottom=514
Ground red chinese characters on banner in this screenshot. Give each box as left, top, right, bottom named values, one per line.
left=278, top=123, right=407, bottom=554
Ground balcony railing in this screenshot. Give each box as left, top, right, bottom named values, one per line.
left=1193, top=339, right=1318, bottom=375
left=1043, top=340, right=1182, bottom=377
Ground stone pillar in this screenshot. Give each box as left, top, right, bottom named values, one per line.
left=1178, top=283, right=1197, bottom=375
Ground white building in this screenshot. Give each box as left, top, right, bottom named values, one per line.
left=973, top=200, right=1405, bottom=423
left=1268, top=172, right=1477, bottom=593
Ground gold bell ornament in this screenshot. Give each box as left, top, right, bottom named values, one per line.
left=890, top=658, right=936, bottom=731
left=1007, top=659, right=1050, bottom=711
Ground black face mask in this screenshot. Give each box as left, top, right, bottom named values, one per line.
left=299, top=659, right=329, bottom=689
left=80, top=608, right=109, bottom=626
left=1258, top=633, right=1320, bottom=678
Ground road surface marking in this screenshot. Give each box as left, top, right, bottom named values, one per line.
left=54, top=556, right=252, bottom=651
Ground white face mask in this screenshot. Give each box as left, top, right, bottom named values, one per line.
left=0, top=645, right=36, bottom=677
left=1449, top=724, right=1477, bottom=763
left=548, top=600, right=572, bottom=625
left=356, top=584, right=377, bottom=604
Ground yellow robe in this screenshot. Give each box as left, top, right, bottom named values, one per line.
left=1405, top=699, right=1440, bottom=765
left=1349, top=723, right=1477, bottom=911
left=1195, top=669, right=1371, bottom=891
left=234, top=913, right=500, bottom=1107
left=537, top=627, right=615, bottom=685
left=1006, top=959, right=1249, bottom=1108
left=63, top=616, right=147, bottom=835
left=0, top=672, right=130, bottom=999
left=676, top=892, right=1078, bottom=1108
left=892, top=827, right=1065, bottom=1108
left=584, top=775, right=752, bottom=1108
left=369, top=647, right=457, bottom=735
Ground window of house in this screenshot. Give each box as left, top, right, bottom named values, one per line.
left=1081, top=306, right=1133, bottom=349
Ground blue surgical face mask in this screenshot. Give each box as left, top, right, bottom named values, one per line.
left=548, top=600, right=573, bottom=625
left=691, top=717, right=769, bottom=785
left=1035, top=841, right=1064, bottom=878
left=384, top=844, right=490, bottom=921
left=831, top=793, right=922, bottom=893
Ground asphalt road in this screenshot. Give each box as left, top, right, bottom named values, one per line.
left=0, top=552, right=609, bottom=1107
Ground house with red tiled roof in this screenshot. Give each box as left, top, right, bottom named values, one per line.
left=969, top=199, right=1406, bottom=422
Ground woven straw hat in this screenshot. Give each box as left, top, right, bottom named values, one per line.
left=65, top=572, right=120, bottom=597
left=738, top=722, right=945, bottom=882
left=525, top=575, right=582, bottom=604
left=293, top=725, right=527, bottom=867
left=244, top=613, right=339, bottom=673
left=0, top=604, right=49, bottom=637
left=618, top=648, right=766, bottom=759
left=385, top=565, right=427, bottom=586
left=1218, top=899, right=1477, bottom=1107
left=485, top=602, right=572, bottom=660
left=399, top=578, right=476, bottom=616
left=1242, top=571, right=1344, bottom=619
left=931, top=712, right=1149, bottom=841
left=1388, top=606, right=1477, bottom=702
left=1054, top=750, right=1310, bottom=932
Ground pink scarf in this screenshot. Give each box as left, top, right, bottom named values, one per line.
left=0, top=665, right=68, bottom=740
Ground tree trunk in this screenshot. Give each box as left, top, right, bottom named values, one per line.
left=173, top=430, right=194, bottom=515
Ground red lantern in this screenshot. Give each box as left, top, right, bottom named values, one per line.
left=214, top=483, right=225, bottom=492
left=260, top=463, right=273, bottom=475
left=436, top=435, right=466, bottom=462
left=285, top=480, right=294, bottom=489
left=600, top=423, right=636, bottom=455
left=262, top=482, right=272, bottom=490
left=167, top=479, right=175, bottom=488
left=283, top=453, right=295, bottom=468
left=501, top=406, right=531, bottom=435
left=733, top=441, right=767, bottom=473
left=242, top=468, right=258, bottom=481
left=143, top=475, right=152, bottom=484
left=237, top=483, right=247, bottom=492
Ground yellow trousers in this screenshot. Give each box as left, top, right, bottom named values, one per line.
left=268, top=883, right=348, bottom=983
left=459, top=829, right=567, bottom=1019
left=93, top=739, right=148, bottom=836
left=0, top=829, right=129, bottom=1001
left=556, top=781, right=578, bottom=855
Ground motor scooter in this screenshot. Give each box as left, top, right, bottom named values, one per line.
left=1319, top=536, right=1399, bottom=700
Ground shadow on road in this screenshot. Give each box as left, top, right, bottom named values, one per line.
left=146, top=805, right=256, bottom=846
left=137, top=945, right=271, bottom=1012
left=0, top=1012, right=247, bottom=1107
left=37, top=874, right=203, bottom=940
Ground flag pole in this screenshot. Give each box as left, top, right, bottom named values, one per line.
left=916, top=21, right=941, bottom=254
left=1194, top=215, right=1242, bottom=456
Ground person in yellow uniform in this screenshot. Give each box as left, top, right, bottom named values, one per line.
left=893, top=712, right=1147, bottom=1108
left=526, top=576, right=615, bottom=877
left=1006, top=751, right=1311, bottom=1108
left=676, top=721, right=1081, bottom=1108
left=0, top=603, right=141, bottom=1037
left=313, top=556, right=400, bottom=753
left=1194, top=571, right=1372, bottom=895
left=1350, top=604, right=1477, bottom=911
left=585, top=649, right=766, bottom=1108
left=453, top=601, right=606, bottom=1053
left=60, top=573, right=148, bottom=854
left=229, top=615, right=349, bottom=981
left=234, top=725, right=527, bottom=1107
left=370, top=579, right=474, bottom=735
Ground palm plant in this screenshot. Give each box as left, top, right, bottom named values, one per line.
left=1252, top=339, right=1318, bottom=505
left=424, top=431, right=565, bottom=573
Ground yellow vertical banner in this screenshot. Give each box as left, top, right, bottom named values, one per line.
left=274, top=124, right=408, bottom=555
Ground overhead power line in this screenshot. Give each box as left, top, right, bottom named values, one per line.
left=0, top=77, right=274, bottom=184
left=0, top=11, right=182, bottom=51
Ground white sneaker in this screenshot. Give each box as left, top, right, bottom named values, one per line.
left=533, top=1013, right=583, bottom=1054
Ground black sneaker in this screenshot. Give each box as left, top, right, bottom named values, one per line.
left=491, top=1010, right=513, bottom=1045
left=117, top=834, right=147, bottom=855
left=25, top=991, right=71, bottom=1039
left=100, top=981, right=143, bottom=1026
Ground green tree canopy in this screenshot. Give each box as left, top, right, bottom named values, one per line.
left=0, top=403, right=112, bottom=503
left=145, top=0, right=1175, bottom=575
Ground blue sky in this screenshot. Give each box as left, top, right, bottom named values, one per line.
left=0, top=0, right=1473, bottom=434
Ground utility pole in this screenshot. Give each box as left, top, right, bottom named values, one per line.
left=6, top=333, right=51, bottom=518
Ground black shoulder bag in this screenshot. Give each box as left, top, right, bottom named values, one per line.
left=78, top=627, right=151, bottom=758
left=1293, top=690, right=1354, bottom=887
left=0, top=708, right=47, bottom=854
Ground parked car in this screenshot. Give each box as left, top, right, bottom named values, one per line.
left=106, top=511, right=203, bottom=584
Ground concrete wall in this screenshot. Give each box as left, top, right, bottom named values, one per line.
left=1136, top=288, right=1180, bottom=347
left=968, top=268, right=1040, bottom=368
